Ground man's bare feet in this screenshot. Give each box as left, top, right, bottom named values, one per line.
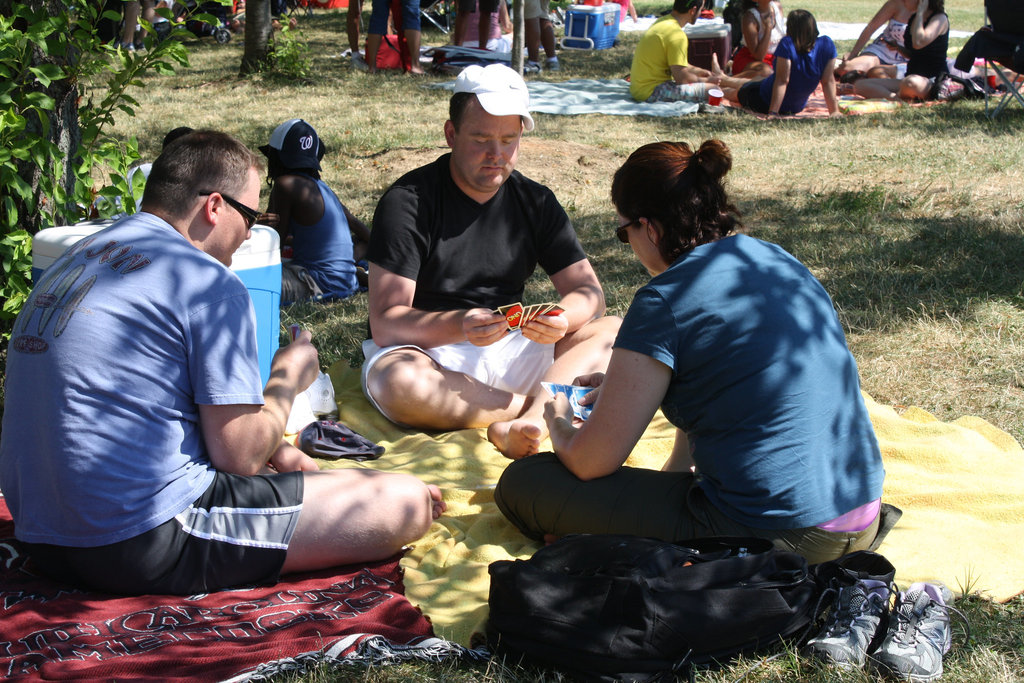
left=487, top=419, right=544, bottom=459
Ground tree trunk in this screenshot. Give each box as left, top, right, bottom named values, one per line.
left=240, top=0, right=273, bottom=75
left=510, top=0, right=523, bottom=75
left=0, top=0, right=82, bottom=234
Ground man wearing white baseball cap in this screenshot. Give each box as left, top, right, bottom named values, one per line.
left=362, top=64, right=619, bottom=460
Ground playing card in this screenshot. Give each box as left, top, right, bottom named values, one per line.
left=532, top=303, right=554, bottom=319
left=498, top=303, right=524, bottom=330
left=541, top=381, right=593, bottom=420
left=543, top=304, right=565, bottom=316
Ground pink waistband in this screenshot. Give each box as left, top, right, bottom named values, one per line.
left=816, top=498, right=881, bottom=533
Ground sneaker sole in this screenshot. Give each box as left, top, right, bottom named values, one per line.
left=870, top=656, right=943, bottom=682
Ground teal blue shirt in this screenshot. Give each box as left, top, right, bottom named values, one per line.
left=615, top=234, right=884, bottom=529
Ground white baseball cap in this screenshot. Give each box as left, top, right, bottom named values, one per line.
left=453, top=64, right=535, bottom=132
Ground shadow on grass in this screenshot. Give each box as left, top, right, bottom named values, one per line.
left=745, top=192, right=1024, bottom=329
left=568, top=185, right=1024, bottom=335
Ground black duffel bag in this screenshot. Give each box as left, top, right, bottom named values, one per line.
left=486, top=534, right=822, bottom=682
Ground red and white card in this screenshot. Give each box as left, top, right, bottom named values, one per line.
left=496, top=302, right=564, bottom=331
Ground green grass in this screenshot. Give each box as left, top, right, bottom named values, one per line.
left=4, top=0, right=1023, bottom=680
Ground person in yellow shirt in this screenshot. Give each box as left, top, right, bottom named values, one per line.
left=629, top=0, right=719, bottom=102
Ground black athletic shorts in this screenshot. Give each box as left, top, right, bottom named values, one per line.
left=23, top=470, right=304, bottom=596
left=737, top=80, right=772, bottom=114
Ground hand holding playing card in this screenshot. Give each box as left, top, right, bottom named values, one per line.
left=494, top=302, right=566, bottom=342
left=521, top=308, right=568, bottom=344
left=543, top=392, right=577, bottom=428
left=464, top=308, right=509, bottom=346
left=572, top=372, right=605, bottom=397
left=541, top=382, right=593, bottom=420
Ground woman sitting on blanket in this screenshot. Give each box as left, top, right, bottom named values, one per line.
left=835, top=0, right=917, bottom=82
left=714, top=9, right=839, bottom=117
left=852, top=0, right=949, bottom=101
left=494, top=139, right=888, bottom=565
left=729, top=0, right=786, bottom=80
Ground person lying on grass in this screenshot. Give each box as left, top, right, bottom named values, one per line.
left=495, top=139, right=890, bottom=564
left=835, top=0, right=916, bottom=82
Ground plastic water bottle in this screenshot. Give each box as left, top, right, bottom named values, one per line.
left=305, top=371, right=338, bottom=417
left=286, top=390, right=316, bottom=435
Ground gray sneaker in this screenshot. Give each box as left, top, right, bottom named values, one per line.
left=351, top=53, right=370, bottom=72
left=805, top=579, right=890, bottom=668
left=545, top=56, right=560, bottom=71
left=872, top=582, right=953, bottom=681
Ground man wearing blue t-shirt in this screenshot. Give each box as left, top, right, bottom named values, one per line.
left=0, top=131, right=444, bottom=596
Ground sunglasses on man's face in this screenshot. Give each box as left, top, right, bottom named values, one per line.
left=199, top=191, right=260, bottom=230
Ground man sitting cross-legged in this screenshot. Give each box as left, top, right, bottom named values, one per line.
left=362, top=64, right=619, bottom=460
left=0, top=130, right=444, bottom=596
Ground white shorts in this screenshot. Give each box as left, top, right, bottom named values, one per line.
left=861, top=40, right=906, bottom=66
left=361, top=332, right=555, bottom=425
left=524, top=0, right=550, bottom=21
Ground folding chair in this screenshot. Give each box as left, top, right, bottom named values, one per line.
left=288, top=0, right=315, bottom=20
left=956, top=0, right=1024, bottom=118
left=420, top=0, right=453, bottom=33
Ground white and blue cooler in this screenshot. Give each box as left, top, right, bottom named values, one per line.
left=561, top=3, right=621, bottom=50
left=31, top=221, right=282, bottom=387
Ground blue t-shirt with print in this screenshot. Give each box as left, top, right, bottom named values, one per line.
left=0, top=212, right=264, bottom=546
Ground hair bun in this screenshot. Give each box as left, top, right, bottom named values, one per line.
left=693, top=139, right=732, bottom=180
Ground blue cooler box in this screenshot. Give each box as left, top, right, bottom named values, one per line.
left=31, top=221, right=282, bottom=387
left=561, top=3, right=621, bottom=50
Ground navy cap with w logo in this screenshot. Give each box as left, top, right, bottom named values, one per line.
left=259, top=118, right=325, bottom=171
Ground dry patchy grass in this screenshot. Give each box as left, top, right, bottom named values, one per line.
left=7, top=0, right=1022, bottom=680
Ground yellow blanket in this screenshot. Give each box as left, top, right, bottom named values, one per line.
left=320, top=362, right=1024, bottom=647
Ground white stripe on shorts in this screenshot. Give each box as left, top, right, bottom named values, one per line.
left=174, top=503, right=303, bottom=550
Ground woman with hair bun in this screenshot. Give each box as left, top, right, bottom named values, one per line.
left=495, top=140, right=888, bottom=564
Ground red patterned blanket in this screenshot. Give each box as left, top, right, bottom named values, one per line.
left=0, top=498, right=475, bottom=681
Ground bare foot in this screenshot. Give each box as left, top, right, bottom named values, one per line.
left=711, top=52, right=725, bottom=78
left=487, top=419, right=543, bottom=459
left=543, top=533, right=561, bottom=545
left=427, top=484, right=446, bottom=519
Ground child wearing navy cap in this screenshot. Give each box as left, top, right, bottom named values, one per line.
left=259, top=119, right=370, bottom=304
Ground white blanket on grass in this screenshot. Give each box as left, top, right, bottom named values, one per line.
left=527, top=78, right=700, bottom=117
left=621, top=18, right=971, bottom=39
left=429, top=78, right=700, bottom=117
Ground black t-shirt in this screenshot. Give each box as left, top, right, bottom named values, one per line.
left=904, top=12, right=949, bottom=78
left=368, top=153, right=587, bottom=312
